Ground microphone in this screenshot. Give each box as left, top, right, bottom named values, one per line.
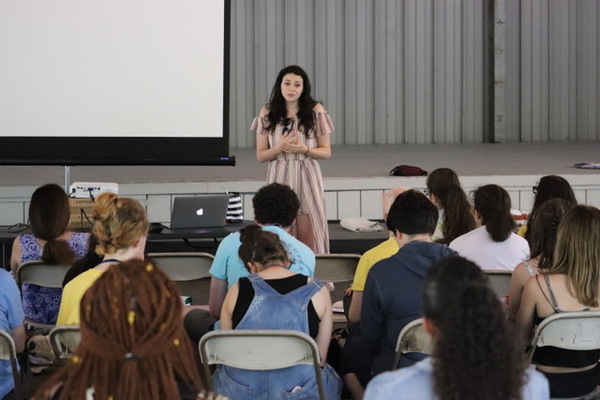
left=283, top=118, right=294, bottom=133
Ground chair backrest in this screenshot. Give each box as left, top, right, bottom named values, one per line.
left=314, top=254, right=360, bottom=303
left=199, top=329, right=326, bottom=400
left=485, top=269, right=512, bottom=297
left=147, top=252, right=214, bottom=305
left=17, top=260, right=72, bottom=289
left=0, top=330, right=24, bottom=400
left=527, top=311, right=600, bottom=363
left=392, top=318, right=433, bottom=370
left=49, top=325, right=81, bottom=364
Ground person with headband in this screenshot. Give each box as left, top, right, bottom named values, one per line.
left=365, top=256, right=549, bottom=400
left=214, top=225, right=342, bottom=399
left=34, top=259, right=227, bottom=400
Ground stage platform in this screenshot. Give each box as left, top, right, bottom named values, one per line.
left=0, top=142, right=599, bottom=230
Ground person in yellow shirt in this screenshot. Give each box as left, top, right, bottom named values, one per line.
left=346, top=188, right=408, bottom=324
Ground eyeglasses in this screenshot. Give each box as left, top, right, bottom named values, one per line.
left=532, top=185, right=538, bottom=195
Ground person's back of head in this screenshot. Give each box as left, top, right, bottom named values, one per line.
left=29, top=183, right=75, bottom=265
left=526, top=175, right=577, bottom=242
left=386, top=190, right=438, bottom=236
left=552, top=205, right=600, bottom=307
left=426, top=168, right=476, bottom=244
left=473, top=184, right=515, bottom=242
left=238, top=225, right=289, bottom=270
left=37, top=259, right=203, bottom=400
left=92, top=193, right=149, bottom=256
left=252, top=183, right=300, bottom=228
left=424, top=256, right=525, bottom=400
left=527, top=198, right=573, bottom=271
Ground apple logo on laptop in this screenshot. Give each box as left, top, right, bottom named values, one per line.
left=196, top=208, right=204, bottom=216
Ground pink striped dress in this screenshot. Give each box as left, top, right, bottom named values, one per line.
left=251, top=112, right=334, bottom=254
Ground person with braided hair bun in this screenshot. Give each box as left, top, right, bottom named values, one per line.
left=507, top=198, right=573, bottom=319
left=450, top=184, right=529, bottom=271
left=34, top=259, right=227, bottom=400
left=56, top=192, right=149, bottom=326
left=364, top=256, right=549, bottom=400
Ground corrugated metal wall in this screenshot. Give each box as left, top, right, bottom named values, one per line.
left=228, top=0, right=599, bottom=148
left=229, top=0, right=486, bottom=148
left=505, top=0, right=599, bottom=142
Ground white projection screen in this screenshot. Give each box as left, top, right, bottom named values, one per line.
left=0, top=0, right=232, bottom=165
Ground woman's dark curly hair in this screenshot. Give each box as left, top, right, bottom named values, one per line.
left=238, top=225, right=289, bottom=272
left=266, top=65, right=318, bottom=136
left=473, top=184, right=515, bottom=242
left=525, top=175, right=577, bottom=243
left=424, top=256, right=526, bottom=400
left=426, top=168, right=476, bottom=244
left=527, top=198, right=572, bottom=271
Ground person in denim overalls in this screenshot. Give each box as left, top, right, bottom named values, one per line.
left=215, top=225, right=342, bottom=399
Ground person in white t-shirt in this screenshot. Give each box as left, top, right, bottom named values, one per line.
left=450, top=184, right=529, bottom=271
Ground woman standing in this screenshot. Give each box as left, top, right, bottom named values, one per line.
left=252, top=65, right=333, bottom=253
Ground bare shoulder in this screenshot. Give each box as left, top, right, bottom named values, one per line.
left=259, top=105, right=269, bottom=118
left=312, top=102, right=326, bottom=114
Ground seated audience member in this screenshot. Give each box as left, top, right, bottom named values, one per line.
left=364, top=256, right=549, bottom=400
left=215, top=225, right=342, bottom=400
left=61, top=234, right=102, bottom=287
left=208, top=183, right=315, bottom=320
left=10, top=184, right=89, bottom=325
left=342, top=190, right=456, bottom=399
left=517, top=205, right=600, bottom=399
left=519, top=175, right=577, bottom=239
left=57, top=192, right=148, bottom=325
left=507, top=199, right=572, bottom=319
left=346, top=187, right=408, bottom=324
left=450, top=184, right=529, bottom=271
left=28, top=193, right=148, bottom=363
left=0, top=268, right=25, bottom=400
left=34, top=259, right=224, bottom=400
left=425, top=168, right=476, bottom=244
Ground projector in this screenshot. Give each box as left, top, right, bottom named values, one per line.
left=69, top=182, right=119, bottom=199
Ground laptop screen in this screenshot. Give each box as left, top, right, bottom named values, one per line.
left=170, top=194, right=229, bottom=229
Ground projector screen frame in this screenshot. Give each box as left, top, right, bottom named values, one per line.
left=0, top=0, right=234, bottom=167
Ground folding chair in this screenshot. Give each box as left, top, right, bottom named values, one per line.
left=17, top=260, right=72, bottom=331
left=0, top=330, right=25, bottom=400
left=526, top=311, right=600, bottom=364
left=49, top=325, right=81, bottom=365
left=392, top=318, right=433, bottom=370
left=148, top=252, right=213, bottom=305
left=485, top=269, right=512, bottom=297
left=314, top=254, right=360, bottom=304
left=199, top=329, right=326, bottom=400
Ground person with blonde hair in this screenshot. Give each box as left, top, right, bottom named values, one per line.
left=517, top=205, right=600, bottom=398
left=56, top=192, right=149, bottom=325
left=34, top=260, right=225, bottom=400
left=346, top=187, right=409, bottom=324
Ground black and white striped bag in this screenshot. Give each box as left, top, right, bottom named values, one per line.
left=226, top=192, right=244, bottom=223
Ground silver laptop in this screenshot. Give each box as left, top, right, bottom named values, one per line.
left=170, top=194, right=229, bottom=229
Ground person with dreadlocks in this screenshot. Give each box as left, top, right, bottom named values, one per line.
left=34, top=259, right=227, bottom=400
left=364, top=256, right=549, bottom=400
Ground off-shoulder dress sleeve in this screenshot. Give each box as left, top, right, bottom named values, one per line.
left=314, top=112, right=334, bottom=137
left=250, top=115, right=270, bottom=135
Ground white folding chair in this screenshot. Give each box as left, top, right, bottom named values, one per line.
left=148, top=252, right=213, bottom=305
left=49, top=325, right=81, bottom=365
left=0, top=330, right=25, bottom=400
left=17, top=260, right=72, bottom=331
left=199, top=329, right=326, bottom=400
left=485, top=269, right=512, bottom=297
left=526, top=311, right=600, bottom=364
left=392, top=318, right=433, bottom=370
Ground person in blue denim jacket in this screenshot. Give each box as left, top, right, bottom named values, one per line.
left=214, top=225, right=342, bottom=399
